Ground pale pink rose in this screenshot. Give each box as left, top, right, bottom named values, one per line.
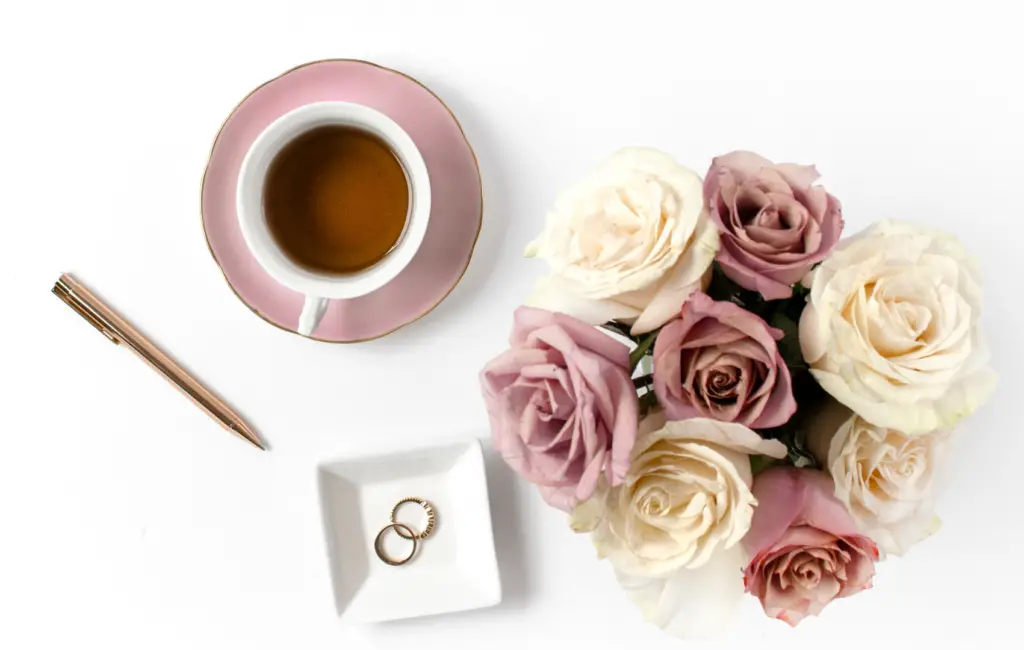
left=704, top=151, right=843, bottom=300
left=480, top=307, right=638, bottom=511
left=652, top=292, right=796, bottom=428
left=743, top=467, right=879, bottom=626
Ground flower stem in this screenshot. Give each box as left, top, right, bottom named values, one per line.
left=629, top=331, right=658, bottom=372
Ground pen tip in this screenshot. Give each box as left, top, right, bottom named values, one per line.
left=229, top=422, right=267, bottom=451
left=245, top=432, right=267, bottom=451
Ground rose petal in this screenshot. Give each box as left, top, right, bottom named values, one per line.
left=631, top=215, right=720, bottom=334
left=743, top=467, right=807, bottom=557
left=653, top=292, right=796, bottom=427
left=660, top=418, right=788, bottom=460
left=800, top=220, right=993, bottom=435
left=772, top=162, right=821, bottom=189
left=715, top=241, right=796, bottom=300
left=708, top=151, right=775, bottom=183
left=705, top=153, right=844, bottom=301
left=616, top=544, right=746, bottom=638
left=481, top=307, right=638, bottom=513
left=525, top=275, right=641, bottom=330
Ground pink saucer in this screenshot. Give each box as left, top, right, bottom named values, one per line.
left=202, top=60, right=482, bottom=342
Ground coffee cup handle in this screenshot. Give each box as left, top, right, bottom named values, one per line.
left=298, top=296, right=330, bottom=337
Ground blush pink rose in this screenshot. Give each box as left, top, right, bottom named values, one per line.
left=480, top=307, right=638, bottom=511
left=652, top=292, right=796, bottom=428
left=704, top=151, right=843, bottom=300
left=743, top=467, right=879, bottom=626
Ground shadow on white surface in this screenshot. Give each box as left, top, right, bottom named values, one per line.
left=366, top=446, right=535, bottom=633
left=318, top=440, right=502, bottom=623
left=401, top=73, right=514, bottom=326
left=481, top=448, right=533, bottom=611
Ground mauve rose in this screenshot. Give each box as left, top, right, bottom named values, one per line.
left=704, top=151, right=843, bottom=300
left=743, top=467, right=879, bottom=627
left=480, top=306, right=638, bottom=511
left=652, top=292, right=796, bottom=428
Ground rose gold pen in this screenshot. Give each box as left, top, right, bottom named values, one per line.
left=53, top=273, right=266, bottom=451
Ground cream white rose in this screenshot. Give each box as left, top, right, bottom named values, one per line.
left=808, top=401, right=948, bottom=557
left=613, top=547, right=746, bottom=639
left=525, top=148, right=719, bottom=334
left=573, top=411, right=786, bottom=577
left=800, top=220, right=996, bottom=434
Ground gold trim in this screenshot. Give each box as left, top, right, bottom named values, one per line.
left=374, top=522, right=418, bottom=566
left=199, top=59, right=483, bottom=343
left=390, top=497, right=437, bottom=540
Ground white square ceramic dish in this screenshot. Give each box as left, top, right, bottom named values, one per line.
left=317, top=439, right=502, bottom=623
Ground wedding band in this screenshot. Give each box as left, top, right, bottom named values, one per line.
left=390, top=497, right=437, bottom=540
left=374, top=523, right=418, bottom=566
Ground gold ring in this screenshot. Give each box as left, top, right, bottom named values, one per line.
left=390, top=497, right=437, bottom=540
left=374, top=523, right=418, bottom=566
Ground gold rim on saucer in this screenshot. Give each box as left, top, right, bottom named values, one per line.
left=199, top=58, right=483, bottom=344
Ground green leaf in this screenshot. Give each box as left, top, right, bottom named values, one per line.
left=629, top=331, right=658, bottom=373
left=784, top=284, right=811, bottom=322
left=749, top=454, right=776, bottom=476
left=768, top=310, right=806, bottom=370
left=705, top=262, right=738, bottom=302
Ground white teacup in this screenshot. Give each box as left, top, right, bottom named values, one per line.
left=236, top=102, right=431, bottom=336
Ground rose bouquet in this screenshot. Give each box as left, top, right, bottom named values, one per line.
left=480, top=149, right=996, bottom=636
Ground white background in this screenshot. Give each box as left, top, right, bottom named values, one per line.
left=2, top=1, right=1023, bottom=648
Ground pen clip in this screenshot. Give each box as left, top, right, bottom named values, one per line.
left=53, top=278, right=120, bottom=344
